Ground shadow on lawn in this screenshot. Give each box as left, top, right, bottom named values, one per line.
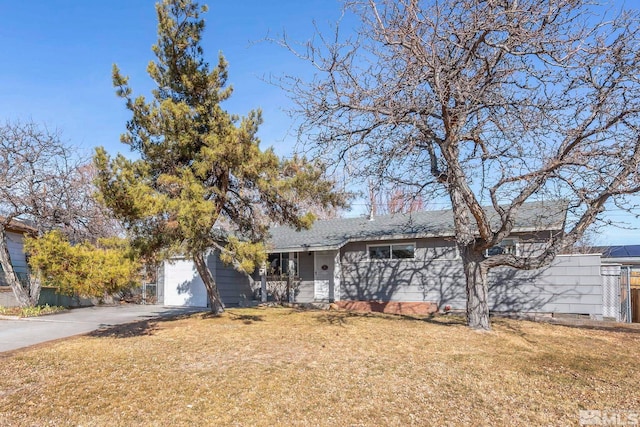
left=228, top=312, right=265, bottom=324
left=88, top=319, right=161, bottom=338
left=87, top=312, right=196, bottom=339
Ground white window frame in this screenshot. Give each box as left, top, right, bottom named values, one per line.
left=267, top=252, right=299, bottom=275
left=367, top=242, right=416, bottom=261
left=486, top=238, right=520, bottom=257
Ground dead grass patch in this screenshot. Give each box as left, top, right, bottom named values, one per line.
left=1, top=307, right=638, bottom=426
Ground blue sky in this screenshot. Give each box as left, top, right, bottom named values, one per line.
left=0, top=0, right=638, bottom=244
left=0, top=0, right=341, bottom=157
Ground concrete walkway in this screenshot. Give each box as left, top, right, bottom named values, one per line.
left=0, top=304, right=205, bottom=353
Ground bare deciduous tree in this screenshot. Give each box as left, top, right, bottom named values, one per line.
left=281, top=0, right=640, bottom=329
left=367, top=181, right=427, bottom=216
left=55, top=163, right=124, bottom=244
left=0, top=121, right=119, bottom=306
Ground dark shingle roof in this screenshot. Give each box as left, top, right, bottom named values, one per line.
left=267, top=200, right=567, bottom=252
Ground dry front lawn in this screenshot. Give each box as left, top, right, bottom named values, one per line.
left=1, top=307, right=639, bottom=426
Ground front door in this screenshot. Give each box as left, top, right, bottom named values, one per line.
left=314, top=251, right=335, bottom=301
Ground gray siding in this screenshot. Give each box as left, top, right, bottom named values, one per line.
left=6, top=231, right=28, bottom=275
left=487, top=254, right=603, bottom=315
left=341, top=259, right=466, bottom=307
left=340, top=237, right=604, bottom=316
left=341, top=237, right=466, bottom=307
left=213, top=252, right=253, bottom=307
left=0, top=231, right=30, bottom=288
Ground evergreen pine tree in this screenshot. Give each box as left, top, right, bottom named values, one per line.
left=95, top=0, right=343, bottom=313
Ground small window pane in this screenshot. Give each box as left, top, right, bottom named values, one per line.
left=487, top=239, right=518, bottom=257
left=369, top=246, right=390, bottom=259
left=502, top=240, right=517, bottom=255
left=392, top=244, right=415, bottom=259
left=268, top=253, right=281, bottom=275
left=487, top=246, right=504, bottom=256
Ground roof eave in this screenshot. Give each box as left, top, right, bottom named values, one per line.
left=602, top=257, right=640, bottom=265
left=266, top=225, right=563, bottom=253
left=266, top=244, right=344, bottom=253
left=4, top=222, right=37, bottom=235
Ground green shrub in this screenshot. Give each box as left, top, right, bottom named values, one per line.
left=25, top=231, right=142, bottom=298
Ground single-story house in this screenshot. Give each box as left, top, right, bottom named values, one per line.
left=161, top=200, right=613, bottom=319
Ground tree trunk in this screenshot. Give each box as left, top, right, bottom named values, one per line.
left=193, top=251, right=224, bottom=314
left=461, top=248, right=490, bottom=330
left=0, top=228, right=38, bottom=307
left=28, top=271, right=42, bottom=307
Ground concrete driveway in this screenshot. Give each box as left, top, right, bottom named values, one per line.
left=0, top=304, right=205, bottom=353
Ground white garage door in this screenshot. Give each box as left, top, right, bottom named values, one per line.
left=163, top=259, right=208, bottom=307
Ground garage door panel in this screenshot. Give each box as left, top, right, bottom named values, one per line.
left=163, top=260, right=208, bottom=307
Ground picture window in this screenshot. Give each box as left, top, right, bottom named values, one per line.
left=368, top=243, right=415, bottom=260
